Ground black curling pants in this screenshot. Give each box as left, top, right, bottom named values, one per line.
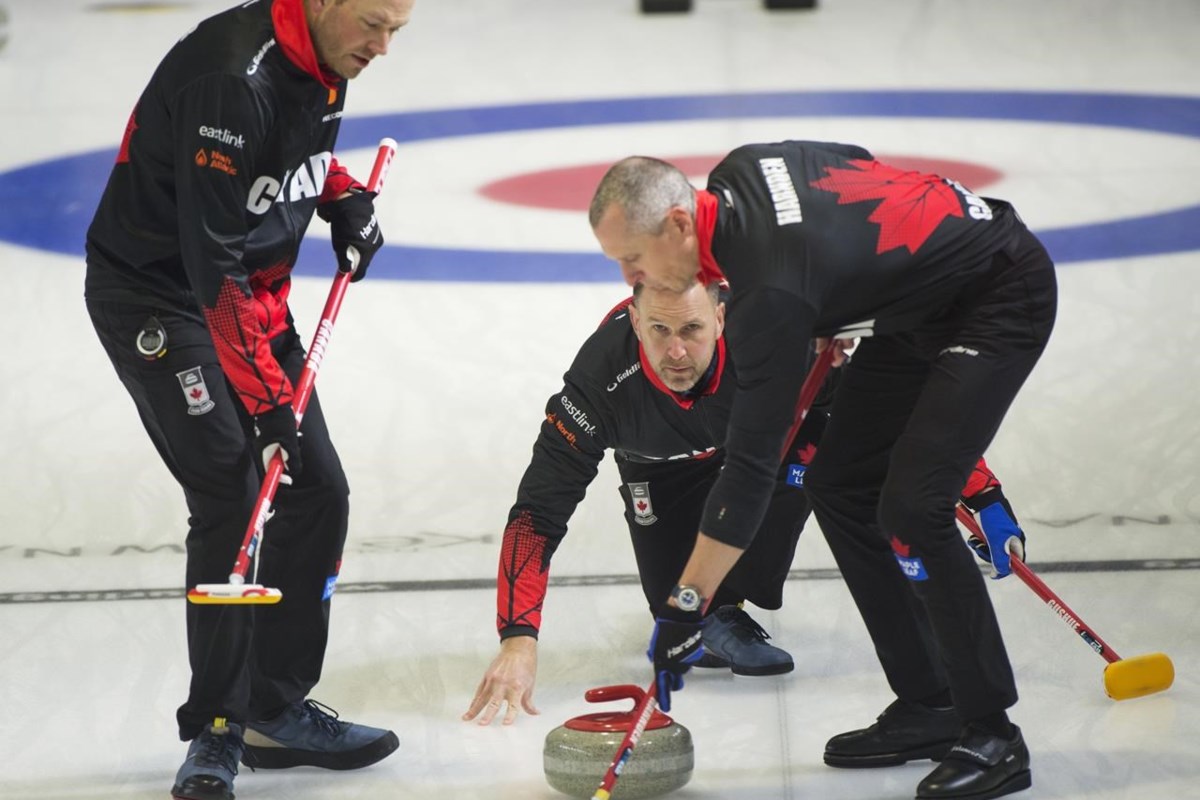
left=803, top=228, right=1057, bottom=723
left=86, top=299, right=351, bottom=740
left=619, top=410, right=826, bottom=614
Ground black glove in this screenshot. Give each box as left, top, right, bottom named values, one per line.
left=254, top=404, right=302, bottom=478
left=961, top=489, right=1025, bottom=579
left=318, top=190, right=382, bottom=281
left=647, top=606, right=705, bottom=713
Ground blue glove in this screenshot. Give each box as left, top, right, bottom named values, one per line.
left=962, top=490, right=1026, bottom=579
left=647, top=608, right=705, bottom=713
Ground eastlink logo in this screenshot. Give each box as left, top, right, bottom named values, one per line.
left=246, top=37, right=276, bottom=75
left=198, top=125, right=245, bottom=149
left=559, top=395, right=597, bottom=436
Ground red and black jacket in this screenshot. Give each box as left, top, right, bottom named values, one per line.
left=496, top=297, right=749, bottom=639
left=494, top=295, right=1006, bottom=640
left=85, top=0, right=363, bottom=416
left=696, top=140, right=1024, bottom=548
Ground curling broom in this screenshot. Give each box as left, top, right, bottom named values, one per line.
left=188, top=138, right=399, bottom=605
left=956, top=504, right=1174, bottom=700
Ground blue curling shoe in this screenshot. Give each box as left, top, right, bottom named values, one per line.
left=242, top=699, right=399, bottom=771
left=171, top=718, right=243, bottom=800
left=696, top=605, right=794, bottom=676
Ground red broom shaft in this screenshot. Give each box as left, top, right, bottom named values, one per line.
left=229, top=140, right=397, bottom=583
left=591, top=683, right=659, bottom=800
left=955, top=505, right=1122, bottom=663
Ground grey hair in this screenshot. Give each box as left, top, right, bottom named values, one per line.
left=588, top=156, right=696, bottom=235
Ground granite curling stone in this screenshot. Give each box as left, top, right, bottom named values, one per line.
left=544, top=684, right=693, bottom=799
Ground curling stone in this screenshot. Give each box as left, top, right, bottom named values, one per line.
left=544, top=684, right=693, bottom=799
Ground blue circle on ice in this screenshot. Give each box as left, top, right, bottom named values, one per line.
left=1, top=90, right=1196, bottom=281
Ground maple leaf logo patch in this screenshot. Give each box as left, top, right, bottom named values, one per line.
left=809, top=159, right=963, bottom=255
left=628, top=482, right=657, bottom=526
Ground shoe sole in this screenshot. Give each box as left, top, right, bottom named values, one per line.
left=731, top=660, right=795, bottom=676
left=242, top=731, right=399, bottom=771
left=170, top=784, right=233, bottom=800
left=824, top=740, right=955, bottom=768
left=694, top=652, right=795, bottom=676
left=915, top=768, right=1031, bottom=799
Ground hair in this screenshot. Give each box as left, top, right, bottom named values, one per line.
left=588, top=156, right=696, bottom=235
left=631, top=279, right=719, bottom=308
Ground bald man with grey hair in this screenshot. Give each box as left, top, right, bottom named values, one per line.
left=589, top=156, right=696, bottom=235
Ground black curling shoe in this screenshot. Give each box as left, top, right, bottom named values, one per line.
left=824, top=698, right=960, bottom=768
left=916, top=723, right=1031, bottom=799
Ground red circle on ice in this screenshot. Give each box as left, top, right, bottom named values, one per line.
left=479, top=154, right=1004, bottom=211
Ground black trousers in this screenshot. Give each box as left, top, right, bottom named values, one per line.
left=803, top=227, right=1057, bottom=722
left=86, top=299, right=350, bottom=740
left=618, top=411, right=824, bottom=614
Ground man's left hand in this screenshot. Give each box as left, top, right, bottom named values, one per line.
left=319, top=190, right=383, bottom=281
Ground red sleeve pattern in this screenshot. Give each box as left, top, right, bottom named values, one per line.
left=961, top=456, right=1001, bottom=500
left=496, top=510, right=549, bottom=639
left=202, top=265, right=294, bottom=416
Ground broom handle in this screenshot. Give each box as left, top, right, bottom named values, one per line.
left=955, top=504, right=1123, bottom=663
left=590, top=683, right=659, bottom=800
left=229, top=139, right=398, bottom=583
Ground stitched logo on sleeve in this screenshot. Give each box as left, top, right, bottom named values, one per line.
left=176, top=367, right=215, bottom=416
left=629, top=482, right=658, bottom=526
left=322, top=574, right=338, bottom=601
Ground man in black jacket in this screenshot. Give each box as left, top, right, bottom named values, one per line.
left=463, top=281, right=822, bottom=726
left=84, top=1, right=415, bottom=798
left=589, top=143, right=1053, bottom=800
left=463, top=281, right=1025, bottom=729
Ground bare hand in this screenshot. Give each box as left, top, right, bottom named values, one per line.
left=814, top=337, right=855, bottom=367
left=462, top=635, right=540, bottom=726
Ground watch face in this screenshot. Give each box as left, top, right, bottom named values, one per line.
left=674, top=585, right=702, bottom=611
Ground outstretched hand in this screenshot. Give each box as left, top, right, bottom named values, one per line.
left=463, top=636, right=540, bottom=726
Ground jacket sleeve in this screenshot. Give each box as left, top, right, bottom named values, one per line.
left=700, top=286, right=819, bottom=549
left=961, top=456, right=1002, bottom=500
left=318, top=156, right=366, bottom=205
left=496, top=374, right=609, bottom=640
left=171, top=73, right=293, bottom=416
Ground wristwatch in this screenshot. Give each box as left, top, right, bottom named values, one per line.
left=669, top=584, right=706, bottom=613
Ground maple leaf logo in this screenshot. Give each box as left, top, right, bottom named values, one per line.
left=809, top=159, right=963, bottom=255
left=636, top=500, right=648, bottom=512
left=797, top=442, right=818, bottom=465
left=889, top=535, right=911, bottom=557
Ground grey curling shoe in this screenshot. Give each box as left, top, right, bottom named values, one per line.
left=695, top=605, right=794, bottom=676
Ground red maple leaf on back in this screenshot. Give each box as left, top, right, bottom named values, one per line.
left=810, top=159, right=963, bottom=255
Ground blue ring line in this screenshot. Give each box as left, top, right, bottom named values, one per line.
left=1, top=90, right=1196, bottom=282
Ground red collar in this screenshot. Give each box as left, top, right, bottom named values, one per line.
left=694, top=189, right=726, bottom=286
left=638, top=336, right=726, bottom=410
left=272, top=0, right=340, bottom=89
